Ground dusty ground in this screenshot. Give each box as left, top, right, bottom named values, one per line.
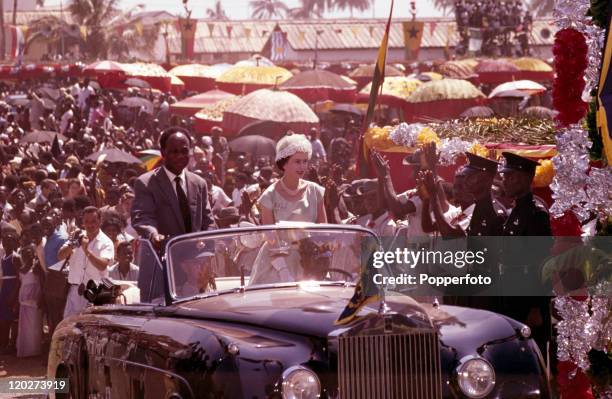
left=0, top=353, right=48, bottom=399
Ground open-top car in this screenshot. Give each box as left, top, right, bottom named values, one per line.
left=49, top=224, right=551, bottom=399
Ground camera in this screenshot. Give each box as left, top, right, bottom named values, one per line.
left=79, top=278, right=122, bottom=306
left=68, top=229, right=85, bottom=248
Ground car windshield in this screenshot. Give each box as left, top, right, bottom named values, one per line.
left=166, top=224, right=379, bottom=300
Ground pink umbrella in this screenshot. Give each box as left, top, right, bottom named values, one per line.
left=170, top=90, right=235, bottom=117
left=83, top=60, right=127, bottom=74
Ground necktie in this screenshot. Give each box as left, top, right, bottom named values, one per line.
left=175, top=176, right=192, bottom=233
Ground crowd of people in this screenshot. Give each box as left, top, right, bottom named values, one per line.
left=454, top=0, right=533, bottom=57
left=0, top=73, right=592, bottom=362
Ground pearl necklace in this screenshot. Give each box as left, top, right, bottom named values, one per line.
left=279, top=178, right=302, bottom=196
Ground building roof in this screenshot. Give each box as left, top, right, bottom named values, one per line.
left=167, top=18, right=556, bottom=54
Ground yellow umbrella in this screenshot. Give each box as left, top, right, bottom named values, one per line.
left=169, top=64, right=210, bottom=77
left=421, top=71, right=444, bottom=81
left=507, top=57, right=552, bottom=72
left=216, top=65, right=293, bottom=85
left=360, top=77, right=422, bottom=99
left=408, top=79, right=485, bottom=103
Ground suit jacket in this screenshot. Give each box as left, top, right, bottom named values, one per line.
left=131, top=167, right=213, bottom=239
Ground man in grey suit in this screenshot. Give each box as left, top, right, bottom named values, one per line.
left=132, top=127, right=214, bottom=249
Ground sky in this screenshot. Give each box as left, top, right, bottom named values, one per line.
left=44, top=0, right=449, bottom=20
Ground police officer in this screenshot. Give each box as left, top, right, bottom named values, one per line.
left=499, top=151, right=552, bottom=354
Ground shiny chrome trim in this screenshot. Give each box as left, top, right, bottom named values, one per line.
left=280, top=365, right=321, bottom=399
left=105, top=356, right=195, bottom=399
left=455, top=355, right=496, bottom=399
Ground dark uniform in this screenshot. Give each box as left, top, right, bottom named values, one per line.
left=499, top=152, right=552, bottom=355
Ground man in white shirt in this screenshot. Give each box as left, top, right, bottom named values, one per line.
left=58, top=206, right=114, bottom=318
left=59, top=106, right=74, bottom=134
left=309, top=128, right=326, bottom=163
left=77, top=79, right=94, bottom=111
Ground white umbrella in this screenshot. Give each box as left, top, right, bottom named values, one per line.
left=488, top=80, right=546, bottom=98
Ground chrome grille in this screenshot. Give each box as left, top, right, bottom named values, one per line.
left=337, top=331, right=442, bottom=399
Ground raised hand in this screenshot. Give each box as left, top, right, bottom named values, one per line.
left=371, top=150, right=390, bottom=178
left=423, top=142, right=439, bottom=171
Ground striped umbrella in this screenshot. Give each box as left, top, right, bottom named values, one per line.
left=222, top=89, right=319, bottom=137
left=137, top=149, right=162, bottom=171
left=83, top=60, right=126, bottom=74
left=280, top=70, right=357, bottom=103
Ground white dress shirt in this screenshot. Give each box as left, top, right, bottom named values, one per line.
left=65, top=230, right=114, bottom=285
left=163, top=166, right=187, bottom=197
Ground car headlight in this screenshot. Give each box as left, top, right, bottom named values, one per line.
left=456, top=356, right=495, bottom=398
left=281, top=366, right=321, bottom=399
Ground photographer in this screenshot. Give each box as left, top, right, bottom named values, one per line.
left=58, top=206, right=114, bottom=318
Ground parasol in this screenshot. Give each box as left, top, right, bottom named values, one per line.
left=19, top=131, right=66, bottom=144
left=83, top=60, right=126, bottom=74
left=229, top=134, right=276, bottom=158
left=87, top=148, right=141, bottom=164
left=521, top=106, right=558, bottom=119
left=280, top=70, right=357, bottom=103
left=508, top=57, right=553, bottom=72
left=169, top=64, right=209, bottom=77
left=35, top=86, right=61, bottom=101
left=439, top=60, right=478, bottom=79
left=349, top=64, right=403, bottom=79
left=329, top=103, right=364, bottom=116
left=122, top=63, right=172, bottom=92
left=5, top=94, right=29, bottom=107
left=119, top=97, right=154, bottom=114
left=358, top=77, right=422, bottom=107
left=460, top=106, right=495, bottom=119
left=170, top=75, right=185, bottom=96
left=125, top=77, right=151, bottom=89
left=216, top=66, right=293, bottom=95
left=408, top=79, right=485, bottom=103
left=222, top=89, right=319, bottom=137
left=193, top=96, right=242, bottom=134
left=137, top=149, right=162, bottom=171
left=475, top=59, right=520, bottom=73
left=488, top=80, right=546, bottom=98
left=349, top=64, right=404, bottom=89
left=234, top=55, right=275, bottom=67
left=170, top=90, right=235, bottom=117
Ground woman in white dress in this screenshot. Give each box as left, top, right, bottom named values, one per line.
left=16, top=244, right=43, bottom=358
left=252, top=134, right=327, bottom=285
left=258, top=133, right=327, bottom=224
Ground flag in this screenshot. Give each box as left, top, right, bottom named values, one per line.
left=270, top=27, right=286, bottom=62
left=207, top=23, right=215, bottom=36
left=402, top=20, right=424, bottom=60
left=226, top=25, right=233, bottom=38
left=244, top=28, right=252, bottom=38
left=357, top=0, right=394, bottom=178
left=597, top=14, right=612, bottom=164
left=134, top=22, right=144, bottom=36
left=179, top=18, right=197, bottom=59
left=335, top=237, right=381, bottom=325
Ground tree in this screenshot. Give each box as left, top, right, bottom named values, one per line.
left=431, top=0, right=454, bottom=15
left=206, top=0, right=229, bottom=20
left=334, top=0, right=371, bottom=17
left=527, top=0, right=554, bottom=16
left=68, top=0, right=158, bottom=60
left=250, top=0, right=289, bottom=19
left=288, top=0, right=330, bottom=19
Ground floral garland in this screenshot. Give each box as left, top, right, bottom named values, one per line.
left=551, top=1, right=612, bottom=398
left=552, top=28, right=588, bottom=126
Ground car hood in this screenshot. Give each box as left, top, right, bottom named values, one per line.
left=171, top=285, right=516, bottom=342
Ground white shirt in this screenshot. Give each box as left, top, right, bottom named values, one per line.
left=163, top=166, right=187, bottom=197
left=60, top=109, right=73, bottom=134
left=77, top=85, right=94, bottom=109
left=311, top=139, right=326, bottom=160
left=108, top=263, right=139, bottom=281
left=232, top=187, right=246, bottom=208
left=65, top=231, right=114, bottom=285
left=398, top=189, right=429, bottom=239
left=211, top=185, right=231, bottom=210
